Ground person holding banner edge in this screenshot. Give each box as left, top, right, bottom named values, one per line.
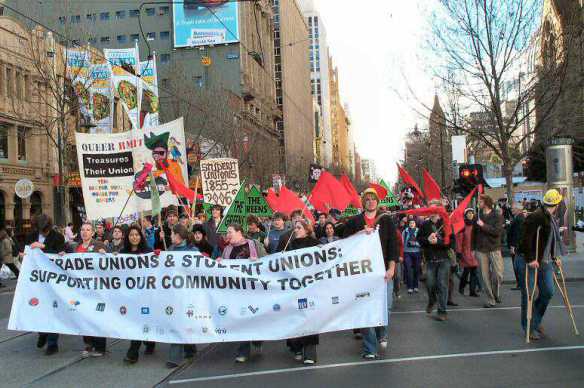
left=121, top=225, right=157, bottom=364
left=342, top=186, right=399, bottom=359
left=23, top=214, right=65, bottom=356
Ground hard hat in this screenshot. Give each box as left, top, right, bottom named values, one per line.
left=361, top=188, right=379, bottom=201
left=543, top=189, right=562, bottom=206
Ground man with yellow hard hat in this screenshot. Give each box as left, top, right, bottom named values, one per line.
left=516, top=189, right=566, bottom=340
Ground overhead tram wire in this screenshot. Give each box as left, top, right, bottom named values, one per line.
left=0, top=2, right=262, bottom=137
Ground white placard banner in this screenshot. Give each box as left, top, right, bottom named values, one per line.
left=8, top=232, right=387, bottom=343
left=75, top=118, right=188, bottom=220
left=104, top=47, right=140, bottom=129
left=200, top=158, right=240, bottom=207
left=140, top=58, right=160, bottom=128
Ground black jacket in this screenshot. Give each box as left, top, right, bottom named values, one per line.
left=473, top=209, right=504, bottom=252
left=418, top=218, right=453, bottom=262
left=342, top=212, right=399, bottom=269
left=285, top=236, right=320, bottom=251
left=519, top=207, right=552, bottom=263
left=507, top=214, right=525, bottom=249
left=23, top=229, right=65, bottom=254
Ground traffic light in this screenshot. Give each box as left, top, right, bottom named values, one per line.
left=455, top=164, right=487, bottom=195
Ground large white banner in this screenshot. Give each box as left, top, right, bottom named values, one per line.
left=8, top=232, right=387, bottom=343
left=75, top=118, right=188, bottom=220
left=140, top=58, right=159, bottom=128
left=104, top=47, right=140, bottom=129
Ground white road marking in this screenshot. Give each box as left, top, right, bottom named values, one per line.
left=169, top=345, right=584, bottom=384
left=392, top=304, right=584, bottom=314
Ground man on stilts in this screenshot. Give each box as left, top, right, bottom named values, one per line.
left=517, top=189, right=566, bottom=341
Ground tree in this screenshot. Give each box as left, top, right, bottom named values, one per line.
left=423, top=0, right=574, bottom=201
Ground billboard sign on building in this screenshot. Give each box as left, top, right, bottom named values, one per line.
left=173, top=1, right=240, bottom=48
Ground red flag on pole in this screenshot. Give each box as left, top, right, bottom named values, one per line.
left=340, top=175, right=362, bottom=209
left=397, top=163, right=425, bottom=199
left=368, top=183, right=388, bottom=201
left=401, top=206, right=452, bottom=245
left=422, top=168, right=442, bottom=201
left=449, top=187, right=477, bottom=235
left=266, top=188, right=279, bottom=211
left=310, top=171, right=352, bottom=213
left=274, top=186, right=315, bottom=223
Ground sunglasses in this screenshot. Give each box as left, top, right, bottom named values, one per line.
left=152, top=150, right=167, bottom=156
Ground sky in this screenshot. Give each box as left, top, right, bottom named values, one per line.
left=316, top=0, right=438, bottom=184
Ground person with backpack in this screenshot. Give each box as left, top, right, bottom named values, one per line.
left=402, top=219, right=421, bottom=294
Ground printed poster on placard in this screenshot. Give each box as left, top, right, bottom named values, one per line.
left=140, top=58, right=159, bottom=128
left=75, top=118, right=188, bottom=220
left=88, top=63, right=113, bottom=133
left=66, top=49, right=91, bottom=125
left=200, top=158, right=240, bottom=207
left=104, top=47, right=140, bottom=129
left=9, top=232, right=387, bottom=343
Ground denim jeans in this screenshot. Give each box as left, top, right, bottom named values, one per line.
left=236, top=341, right=263, bottom=358
left=362, top=278, right=394, bottom=355
left=404, top=252, right=422, bottom=290
left=38, top=333, right=59, bottom=348
left=426, top=259, right=450, bottom=314
left=515, top=255, right=555, bottom=333
left=168, top=344, right=196, bottom=364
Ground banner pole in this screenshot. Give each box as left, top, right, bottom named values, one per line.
left=112, top=189, right=135, bottom=231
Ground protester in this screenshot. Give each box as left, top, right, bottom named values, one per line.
left=23, top=214, right=65, bottom=356
left=474, top=194, right=505, bottom=308
left=95, top=222, right=107, bottom=243
left=264, top=212, right=287, bottom=254
left=456, top=209, right=479, bottom=297
left=394, top=228, right=404, bottom=299
left=402, top=219, right=421, bottom=294
left=203, top=205, right=223, bottom=248
left=191, top=224, right=215, bottom=257
left=179, top=214, right=191, bottom=231
left=106, top=225, right=125, bottom=253
left=159, top=205, right=179, bottom=249
left=219, top=224, right=265, bottom=362
left=276, top=209, right=305, bottom=252
left=517, top=189, right=565, bottom=341
left=141, top=216, right=159, bottom=250
left=121, top=225, right=156, bottom=364
left=63, top=222, right=108, bottom=358
left=285, top=220, right=321, bottom=364
left=319, top=221, right=339, bottom=245
left=343, top=187, right=399, bottom=358
left=507, top=203, right=527, bottom=290
left=246, top=214, right=267, bottom=243
left=0, top=227, right=19, bottom=282
left=315, top=213, right=328, bottom=239
left=419, top=200, right=453, bottom=322
left=167, top=224, right=198, bottom=368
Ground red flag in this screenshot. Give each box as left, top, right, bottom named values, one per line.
left=133, top=163, right=153, bottom=191
left=277, top=186, right=315, bottom=223
left=401, top=206, right=452, bottom=245
left=310, top=171, right=352, bottom=213
left=266, top=188, right=279, bottom=211
left=397, top=163, right=424, bottom=198
left=161, top=165, right=195, bottom=203
left=450, top=187, right=477, bottom=234
left=422, top=169, right=442, bottom=201
left=368, top=183, right=388, bottom=201
left=340, top=175, right=362, bottom=209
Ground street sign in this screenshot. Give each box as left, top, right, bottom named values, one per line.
left=15, top=179, right=34, bottom=199
left=201, top=56, right=212, bottom=66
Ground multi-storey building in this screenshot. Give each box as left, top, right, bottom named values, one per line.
left=297, top=0, right=333, bottom=168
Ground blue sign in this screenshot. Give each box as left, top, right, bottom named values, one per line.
left=173, top=1, right=240, bottom=48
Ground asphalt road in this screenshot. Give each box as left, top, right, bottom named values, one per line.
left=2, top=280, right=583, bottom=388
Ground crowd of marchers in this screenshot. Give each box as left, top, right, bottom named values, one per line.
left=0, top=186, right=574, bottom=367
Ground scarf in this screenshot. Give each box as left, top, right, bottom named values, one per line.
left=543, top=212, right=567, bottom=262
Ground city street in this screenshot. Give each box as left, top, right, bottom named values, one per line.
left=2, top=256, right=584, bottom=388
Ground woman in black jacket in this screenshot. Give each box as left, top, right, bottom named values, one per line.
left=121, top=225, right=156, bottom=364
left=285, top=220, right=321, bottom=364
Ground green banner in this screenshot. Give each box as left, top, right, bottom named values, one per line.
left=245, top=185, right=273, bottom=217
left=217, top=183, right=247, bottom=234
left=379, top=179, right=399, bottom=207
left=341, top=205, right=361, bottom=218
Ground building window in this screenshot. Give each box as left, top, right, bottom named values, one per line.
left=70, top=15, right=80, bottom=24
left=146, top=32, right=156, bottom=41
left=100, top=12, right=110, bottom=21
left=160, top=31, right=170, bottom=40
left=145, top=7, right=155, bottom=16
left=100, top=36, right=110, bottom=44
left=0, top=125, right=8, bottom=159
left=129, top=9, right=140, bottom=18
left=160, top=54, right=170, bottom=64
left=130, top=34, right=139, bottom=42
left=58, top=16, right=66, bottom=24
left=86, top=13, right=96, bottom=22
left=159, top=6, right=170, bottom=15
left=15, top=70, right=23, bottom=100
left=88, top=37, right=97, bottom=44
left=194, top=75, right=203, bottom=88
left=161, top=78, right=170, bottom=89
left=17, top=127, right=26, bottom=161
left=117, top=35, right=127, bottom=44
